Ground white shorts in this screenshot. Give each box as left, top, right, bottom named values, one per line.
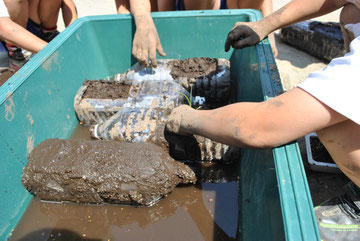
left=0, top=0, right=9, bottom=18
left=298, top=36, right=360, bottom=125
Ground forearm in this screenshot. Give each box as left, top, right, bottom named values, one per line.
left=178, top=88, right=347, bottom=149
left=260, top=0, right=348, bottom=36
left=61, top=0, right=78, bottom=27
left=180, top=103, right=273, bottom=148
left=130, top=0, right=152, bottom=26
left=0, top=18, right=46, bottom=53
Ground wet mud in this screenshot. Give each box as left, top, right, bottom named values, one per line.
left=0, top=68, right=14, bottom=87
left=22, top=138, right=196, bottom=206
left=170, top=58, right=231, bottom=108
left=170, top=57, right=218, bottom=80
left=82, top=79, right=131, bottom=100
left=12, top=125, right=240, bottom=241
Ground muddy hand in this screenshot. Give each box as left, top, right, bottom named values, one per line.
left=166, top=105, right=196, bottom=136
left=225, top=22, right=265, bottom=52
left=132, top=15, right=166, bottom=68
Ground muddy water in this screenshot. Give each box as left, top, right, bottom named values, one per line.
left=10, top=125, right=240, bottom=241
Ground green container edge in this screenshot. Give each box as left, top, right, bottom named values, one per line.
left=0, top=10, right=320, bottom=241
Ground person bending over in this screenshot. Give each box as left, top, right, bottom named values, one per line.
left=0, top=0, right=46, bottom=60
left=3, top=0, right=77, bottom=64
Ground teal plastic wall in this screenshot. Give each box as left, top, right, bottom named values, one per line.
left=0, top=10, right=320, bottom=240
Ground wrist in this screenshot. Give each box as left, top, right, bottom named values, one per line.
left=133, top=13, right=153, bottom=29
left=257, top=18, right=275, bottom=39
left=180, top=109, right=202, bottom=135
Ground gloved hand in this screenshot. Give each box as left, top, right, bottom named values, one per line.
left=132, top=14, right=166, bottom=68
left=166, top=105, right=195, bottom=136
left=347, top=0, right=360, bottom=8
left=345, top=22, right=360, bottom=38
left=225, top=22, right=266, bottom=52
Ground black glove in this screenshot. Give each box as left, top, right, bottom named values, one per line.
left=224, top=25, right=261, bottom=52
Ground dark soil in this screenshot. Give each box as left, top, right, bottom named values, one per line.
left=82, top=79, right=131, bottom=100
left=305, top=168, right=349, bottom=206
left=170, top=57, right=218, bottom=80
left=310, top=136, right=335, bottom=164
left=0, top=69, right=14, bottom=87
left=22, top=138, right=196, bottom=206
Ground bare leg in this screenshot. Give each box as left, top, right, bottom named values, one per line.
left=28, top=0, right=41, bottom=24
left=39, top=0, right=61, bottom=29
left=183, top=0, right=220, bottom=10
left=115, top=0, right=157, bottom=14
left=150, top=0, right=158, bottom=11
left=340, top=3, right=360, bottom=53
left=157, top=0, right=175, bottom=11
left=317, top=120, right=360, bottom=188
left=61, top=0, right=78, bottom=27
left=3, top=0, right=29, bottom=51
left=3, top=0, right=29, bottom=28
left=115, top=0, right=130, bottom=14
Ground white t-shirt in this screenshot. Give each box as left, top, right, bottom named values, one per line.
left=0, top=0, right=9, bottom=18
left=298, top=36, right=360, bottom=125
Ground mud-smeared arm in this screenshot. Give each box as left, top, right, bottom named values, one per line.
left=166, top=88, right=347, bottom=149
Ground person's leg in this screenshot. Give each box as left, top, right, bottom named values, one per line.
left=115, top=0, right=130, bottom=14
left=3, top=0, right=29, bottom=60
left=28, top=0, right=40, bottom=25
left=315, top=121, right=360, bottom=240
left=38, top=0, right=61, bottom=42
left=3, top=0, right=29, bottom=28
left=150, top=0, right=158, bottom=11
left=183, top=0, right=220, bottom=10
left=317, top=120, right=360, bottom=188
left=61, top=0, right=78, bottom=27
left=157, top=0, right=175, bottom=11
left=340, top=3, right=360, bottom=53
left=38, top=0, right=61, bottom=30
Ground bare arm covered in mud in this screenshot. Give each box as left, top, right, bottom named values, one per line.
left=225, top=0, right=349, bottom=51
left=117, top=0, right=166, bottom=67
left=167, top=87, right=360, bottom=187
left=0, top=18, right=46, bottom=53
left=166, top=87, right=346, bottom=149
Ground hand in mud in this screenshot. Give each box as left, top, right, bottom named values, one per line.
left=132, top=15, right=166, bottom=68
left=166, top=105, right=196, bottom=136
left=224, top=22, right=264, bottom=52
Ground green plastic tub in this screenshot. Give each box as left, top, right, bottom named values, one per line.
left=0, top=10, right=320, bottom=240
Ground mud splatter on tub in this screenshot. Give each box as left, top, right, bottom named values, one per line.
left=4, top=93, right=15, bottom=121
